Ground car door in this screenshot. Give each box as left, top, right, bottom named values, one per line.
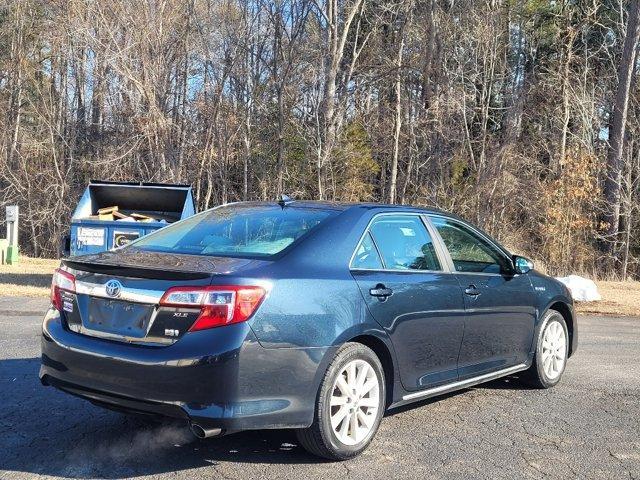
left=429, top=216, right=537, bottom=379
left=350, top=213, right=466, bottom=391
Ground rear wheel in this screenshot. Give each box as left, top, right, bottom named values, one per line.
left=296, top=343, right=385, bottom=460
left=524, top=310, right=568, bottom=388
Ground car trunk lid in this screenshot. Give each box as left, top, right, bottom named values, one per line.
left=60, top=250, right=268, bottom=345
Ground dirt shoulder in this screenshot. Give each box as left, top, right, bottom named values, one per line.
left=1, top=258, right=639, bottom=316
left=574, top=281, right=640, bottom=317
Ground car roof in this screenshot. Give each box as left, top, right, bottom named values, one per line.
left=223, top=200, right=453, bottom=217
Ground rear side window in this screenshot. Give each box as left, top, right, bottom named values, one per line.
left=362, top=215, right=441, bottom=271
left=351, top=232, right=384, bottom=269
left=430, top=217, right=510, bottom=274
left=130, top=204, right=338, bottom=257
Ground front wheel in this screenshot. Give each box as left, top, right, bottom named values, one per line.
left=296, top=343, right=385, bottom=460
left=524, top=309, right=569, bottom=388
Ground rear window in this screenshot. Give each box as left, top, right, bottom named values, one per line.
left=128, top=204, right=338, bottom=257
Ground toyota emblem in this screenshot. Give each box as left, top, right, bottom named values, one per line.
left=105, top=279, right=123, bottom=298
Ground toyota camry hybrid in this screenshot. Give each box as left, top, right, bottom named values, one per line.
left=40, top=199, right=577, bottom=460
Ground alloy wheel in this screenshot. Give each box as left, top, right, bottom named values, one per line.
left=329, top=359, right=380, bottom=446
left=541, top=320, right=567, bottom=380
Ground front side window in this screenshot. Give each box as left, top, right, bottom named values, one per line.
left=365, top=215, right=441, bottom=271
left=430, top=217, right=510, bottom=274
left=129, top=204, right=338, bottom=257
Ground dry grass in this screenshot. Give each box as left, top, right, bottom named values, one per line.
left=1, top=257, right=639, bottom=316
left=0, top=257, right=59, bottom=297
left=575, top=281, right=640, bottom=317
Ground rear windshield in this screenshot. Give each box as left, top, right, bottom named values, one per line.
left=128, top=204, right=338, bottom=257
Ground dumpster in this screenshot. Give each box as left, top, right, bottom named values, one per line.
left=64, top=181, right=196, bottom=257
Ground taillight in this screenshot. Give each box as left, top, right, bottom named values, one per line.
left=51, top=268, right=76, bottom=311
left=159, top=285, right=266, bottom=331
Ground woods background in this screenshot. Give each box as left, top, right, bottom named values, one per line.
left=1, top=0, right=639, bottom=278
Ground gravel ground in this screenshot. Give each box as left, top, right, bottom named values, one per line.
left=1, top=296, right=638, bottom=479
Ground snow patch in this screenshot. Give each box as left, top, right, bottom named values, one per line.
left=555, top=275, right=601, bottom=302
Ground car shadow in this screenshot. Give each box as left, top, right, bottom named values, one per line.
left=385, top=388, right=471, bottom=417
left=385, top=373, right=536, bottom=418
left=1, top=357, right=329, bottom=479
left=480, top=374, right=539, bottom=390
left=1, top=358, right=537, bottom=477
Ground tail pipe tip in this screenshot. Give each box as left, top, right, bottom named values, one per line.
left=189, top=422, right=223, bottom=439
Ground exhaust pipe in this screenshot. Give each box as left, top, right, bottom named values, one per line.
left=189, top=422, right=223, bottom=439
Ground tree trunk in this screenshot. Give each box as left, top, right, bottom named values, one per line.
left=557, top=27, right=577, bottom=174
left=420, top=0, right=436, bottom=110
left=317, top=0, right=365, bottom=200
left=603, top=0, right=640, bottom=259
left=389, top=26, right=405, bottom=204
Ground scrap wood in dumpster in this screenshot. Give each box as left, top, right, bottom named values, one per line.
left=88, top=205, right=161, bottom=223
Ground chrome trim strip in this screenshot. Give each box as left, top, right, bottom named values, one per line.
left=68, top=323, right=174, bottom=346
left=350, top=267, right=451, bottom=275
left=75, top=281, right=163, bottom=304
left=402, top=363, right=528, bottom=401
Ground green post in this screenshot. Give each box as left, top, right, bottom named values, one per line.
left=5, top=205, right=19, bottom=265
left=6, top=244, right=19, bottom=264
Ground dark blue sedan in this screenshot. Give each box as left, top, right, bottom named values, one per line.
left=41, top=199, right=577, bottom=460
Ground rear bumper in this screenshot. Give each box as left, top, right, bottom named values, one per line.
left=40, top=308, right=330, bottom=431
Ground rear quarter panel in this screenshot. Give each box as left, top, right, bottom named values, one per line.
left=249, top=276, right=370, bottom=348
left=247, top=206, right=379, bottom=349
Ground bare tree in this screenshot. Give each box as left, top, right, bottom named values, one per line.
left=0, top=0, right=637, bottom=279
left=603, top=0, right=640, bottom=260
left=314, top=0, right=367, bottom=199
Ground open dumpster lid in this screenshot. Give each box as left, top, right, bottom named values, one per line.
left=72, top=180, right=196, bottom=223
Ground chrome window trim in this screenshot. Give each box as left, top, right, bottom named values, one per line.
left=350, top=268, right=452, bottom=275
left=348, top=211, right=450, bottom=273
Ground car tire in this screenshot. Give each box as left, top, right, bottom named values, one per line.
left=524, top=309, right=569, bottom=388
left=296, top=342, right=385, bottom=461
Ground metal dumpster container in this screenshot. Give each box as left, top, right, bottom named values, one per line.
left=65, top=181, right=196, bottom=257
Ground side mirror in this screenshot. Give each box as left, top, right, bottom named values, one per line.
left=513, top=255, right=534, bottom=274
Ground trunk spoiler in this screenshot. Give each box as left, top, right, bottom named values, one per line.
left=62, top=259, right=211, bottom=280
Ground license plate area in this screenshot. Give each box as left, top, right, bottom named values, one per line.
left=86, top=297, right=154, bottom=338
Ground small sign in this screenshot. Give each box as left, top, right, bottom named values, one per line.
left=113, top=231, right=140, bottom=248
left=77, top=227, right=105, bottom=246
left=6, top=205, right=18, bottom=222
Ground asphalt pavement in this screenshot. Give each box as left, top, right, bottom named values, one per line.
left=1, top=296, right=638, bottom=479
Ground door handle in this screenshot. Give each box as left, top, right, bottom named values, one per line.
left=464, top=285, right=481, bottom=296
left=370, top=284, right=393, bottom=299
